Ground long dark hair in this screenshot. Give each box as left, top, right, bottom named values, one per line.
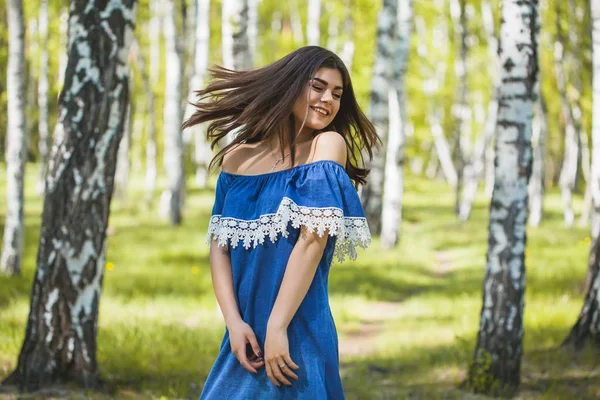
left=182, top=46, right=381, bottom=186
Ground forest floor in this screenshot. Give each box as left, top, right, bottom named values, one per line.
left=0, top=164, right=599, bottom=399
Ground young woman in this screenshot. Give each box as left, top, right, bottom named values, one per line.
left=184, top=46, right=380, bottom=399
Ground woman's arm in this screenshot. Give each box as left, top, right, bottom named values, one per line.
left=209, top=241, right=265, bottom=373
left=264, top=131, right=348, bottom=387
left=209, top=242, right=241, bottom=328
left=267, top=228, right=328, bottom=330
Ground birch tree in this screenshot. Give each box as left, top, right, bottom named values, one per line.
left=381, top=0, right=412, bottom=248
left=416, top=9, right=457, bottom=188
left=450, top=0, right=469, bottom=215
left=115, top=102, right=132, bottom=201
left=183, top=0, right=212, bottom=188
left=2, top=0, right=137, bottom=389
left=161, top=0, right=185, bottom=225
left=1, top=0, right=27, bottom=276
left=222, top=0, right=252, bottom=70
left=467, top=0, right=538, bottom=393
left=339, top=2, right=355, bottom=71
left=528, top=95, right=548, bottom=226
left=555, top=3, right=580, bottom=228
left=307, top=0, right=321, bottom=46
left=458, top=0, right=499, bottom=221
left=360, top=0, right=397, bottom=235
left=561, top=0, right=600, bottom=351
left=36, top=0, right=50, bottom=195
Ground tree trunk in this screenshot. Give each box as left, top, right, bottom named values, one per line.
left=289, top=0, right=304, bottom=46
left=360, top=0, right=398, bottom=235
left=459, top=93, right=497, bottom=221
left=466, top=0, right=538, bottom=394
left=560, top=0, right=600, bottom=350
left=161, top=0, right=185, bottom=225
left=339, top=1, right=355, bottom=71
left=307, top=0, right=321, bottom=46
left=2, top=0, right=137, bottom=390
left=555, top=3, right=580, bottom=228
left=562, top=232, right=600, bottom=350
left=115, top=102, right=132, bottom=202
left=458, top=0, right=499, bottom=221
left=1, top=0, right=27, bottom=277
left=130, top=38, right=157, bottom=207
left=222, top=0, right=252, bottom=70
left=528, top=95, right=548, bottom=227
left=36, top=0, right=50, bottom=196
left=381, top=0, right=412, bottom=249
left=450, top=0, right=469, bottom=216
left=183, top=0, right=212, bottom=189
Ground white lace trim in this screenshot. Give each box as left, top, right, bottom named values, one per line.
left=206, top=197, right=371, bottom=262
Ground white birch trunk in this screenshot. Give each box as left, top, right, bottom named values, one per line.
left=290, top=1, right=304, bottom=45
left=381, top=0, right=412, bottom=249
left=3, top=0, right=137, bottom=388
left=222, top=0, right=252, bottom=70
left=161, top=0, right=185, bottom=225
left=527, top=3, right=545, bottom=229
left=528, top=95, right=547, bottom=226
left=468, top=0, right=538, bottom=392
left=562, top=0, right=600, bottom=351
left=130, top=38, right=157, bottom=206
left=416, top=12, right=457, bottom=187
left=458, top=0, right=499, bottom=220
left=1, top=0, right=27, bottom=276
left=307, top=0, right=321, bottom=46
left=554, top=12, right=580, bottom=228
left=339, top=5, right=355, bottom=71
left=35, top=0, right=50, bottom=195
left=115, top=102, right=132, bottom=201
left=591, top=0, right=600, bottom=240
left=248, top=0, right=260, bottom=61
left=360, top=0, right=398, bottom=235
left=184, top=0, right=212, bottom=188
left=450, top=0, right=469, bottom=215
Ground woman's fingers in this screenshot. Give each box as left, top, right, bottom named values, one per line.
left=246, top=330, right=263, bottom=359
left=284, top=355, right=300, bottom=371
left=269, top=360, right=292, bottom=386
left=279, top=358, right=298, bottom=380
left=234, top=346, right=258, bottom=374
left=265, top=363, right=280, bottom=387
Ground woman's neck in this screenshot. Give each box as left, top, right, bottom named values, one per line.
left=269, top=128, right=316, bottom=150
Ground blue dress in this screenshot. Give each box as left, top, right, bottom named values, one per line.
left=200, top=160, right=372, bottom=400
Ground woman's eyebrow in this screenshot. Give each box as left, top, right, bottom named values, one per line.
left=312, top=77, right=343, bottom=91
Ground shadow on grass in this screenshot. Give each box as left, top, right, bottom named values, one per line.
left=340, top=328, right=600, bottom=400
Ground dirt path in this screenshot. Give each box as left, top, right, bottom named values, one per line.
left=339, top=251, right=455, bottom=358
left=338, top=301, right=402, bottom=358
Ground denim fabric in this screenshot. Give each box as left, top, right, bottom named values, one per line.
left=201, top=160, right=370, bottom=400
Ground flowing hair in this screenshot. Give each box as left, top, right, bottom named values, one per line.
left=182, top=46, right=381, bottom=186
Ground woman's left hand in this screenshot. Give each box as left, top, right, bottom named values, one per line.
left=264, top=325, right=300, bottom=387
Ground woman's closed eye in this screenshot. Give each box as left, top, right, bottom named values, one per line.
left=312, top=85, right=342, bottom=99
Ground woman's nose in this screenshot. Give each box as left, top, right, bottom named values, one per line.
left=321, top=90, right=333, bottom=103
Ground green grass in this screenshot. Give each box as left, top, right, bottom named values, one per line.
left=0, top=163, right=598, bottom=399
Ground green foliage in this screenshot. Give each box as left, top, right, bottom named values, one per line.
left=1, top=165, right=599, bottom=398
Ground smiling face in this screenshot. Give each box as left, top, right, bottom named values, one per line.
left=291, top=67, right=344, bottom=136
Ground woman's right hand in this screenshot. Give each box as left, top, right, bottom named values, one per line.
left=228, top=319, right=265, bottom=374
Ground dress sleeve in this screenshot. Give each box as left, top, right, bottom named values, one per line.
left=280, top=160, right=371, bottom=262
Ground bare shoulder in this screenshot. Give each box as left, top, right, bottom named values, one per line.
left=311, top=131, right=347, bottom=165
left=221, top=143, right=256, bottom=174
